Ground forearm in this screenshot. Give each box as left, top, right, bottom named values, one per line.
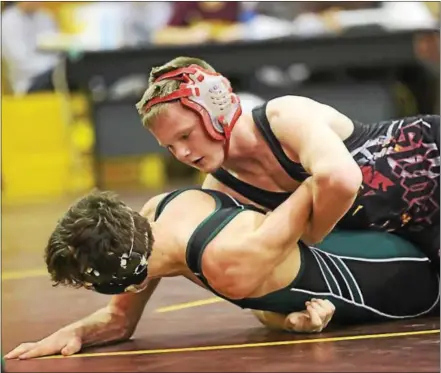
left=217, top=180, right=314, bottom=299
left=109, top=278, right=161, bottom=336
left=266, top=96, right=362, bottom=243
left=254, top=177, right=314, bottom=250
left=304, top=170, right=361, bottom=243
left=67, top=278, right=161, bottom=348
left=63, top=306, right=131, bottom=348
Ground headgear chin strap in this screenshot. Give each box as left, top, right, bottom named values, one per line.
left=141, top=64, right=242, bottom=158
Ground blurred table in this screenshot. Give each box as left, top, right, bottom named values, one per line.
left=66, top=28, right=439, bottom=87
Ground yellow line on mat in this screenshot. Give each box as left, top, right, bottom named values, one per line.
left=1, top=268, right=224, bottom=314
left=156, top=297, right=224, bottom=312
left=40, top=329, right=439, bottom=360
left=2, top=268, right=223, bottom=312
left=2, top=268, right=47, bottom=280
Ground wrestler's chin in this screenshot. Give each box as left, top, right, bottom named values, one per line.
left=191, top=156, right=221, bottom=173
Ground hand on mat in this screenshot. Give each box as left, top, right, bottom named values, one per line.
left=4, top=328, right=82, bottom=360
left=285, top=298, right=335, bottom=333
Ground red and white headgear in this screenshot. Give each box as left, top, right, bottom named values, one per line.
left=141, top=64, right=242, bottom=157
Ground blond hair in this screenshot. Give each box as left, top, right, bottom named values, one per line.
left=135, top=56, right=216, bottom=128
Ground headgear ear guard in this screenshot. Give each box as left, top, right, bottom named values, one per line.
left=141, top=64, right=243, bottom=157
left=83, top=251, right=148, bottom=295
left=80, top=213, right=149, bottom=295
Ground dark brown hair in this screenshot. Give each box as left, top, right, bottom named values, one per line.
left=44, top=190, right=153, bottom=288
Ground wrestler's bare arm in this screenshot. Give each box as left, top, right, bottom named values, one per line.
left=4, top=278, right=161, bottom=360
left=61, top=278, right=162, bottom=348
left=202, top=178, right=314, bottom=299
left=266, top=96, right=362, bottom=244
left=5, top=195, right=167, bottom=361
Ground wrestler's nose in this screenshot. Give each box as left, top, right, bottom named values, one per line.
left=174, top=145, right=191, bottom=161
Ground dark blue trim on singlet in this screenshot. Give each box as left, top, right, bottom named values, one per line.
left=211, top=169, right=291, bottom=210
left=186, top=206, right=244, bottom=275
left=154, top=187, right=265, bottom=274
left=252, top=103, right=310, bottom=182
left=252, top=102, right=363, bottom=174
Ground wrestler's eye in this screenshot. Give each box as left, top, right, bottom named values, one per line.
left=181, top=132, right=191, bottom=140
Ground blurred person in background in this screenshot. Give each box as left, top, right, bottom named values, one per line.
left=66, top=1, right=174, bottom=49
left=152, top=1, right=244, bottom=45
left=123, top=1, right=173, bottom=47
left=1, top=1, right=61, bottom=94
left=136, top=57, right=440, bottom=270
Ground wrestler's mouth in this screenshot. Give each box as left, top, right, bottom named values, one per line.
left=193, top=157, right=204, bottom=166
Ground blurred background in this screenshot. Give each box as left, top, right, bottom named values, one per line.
left=1, top=1, right=440, bottom=206
left=0, top=1, right=439, bottom=357
left=0, top=0, right=439, bottom=249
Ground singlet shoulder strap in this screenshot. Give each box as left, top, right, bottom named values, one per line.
left=154, top=186, right=250, bottom=221
left=252, top=103, right=310, bottom=182
left=154, top=187, right=206, bottom=221
left=186, top=206, right=244, bottom=275
left=211, top=168, right=290, bottom=211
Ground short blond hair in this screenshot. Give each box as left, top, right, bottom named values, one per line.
left=135, top=56, right=216, bottom=128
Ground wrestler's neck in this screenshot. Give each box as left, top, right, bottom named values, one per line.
left=146, top=221, right=187, bottom=279
left=223, top=113, right=262, bottom=172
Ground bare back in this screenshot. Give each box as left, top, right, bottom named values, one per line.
left=144, top=189, right=301, bottom=299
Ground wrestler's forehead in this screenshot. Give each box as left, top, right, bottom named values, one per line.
left=152, top=117, right=192, bottom=142
left=151, top=106, right=198, bottom=139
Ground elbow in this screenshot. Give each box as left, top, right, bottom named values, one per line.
left=314, top=163, right=362, bottom=198
left=120, top=327, right=135, bottom=341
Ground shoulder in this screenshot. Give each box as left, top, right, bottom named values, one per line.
left=265, top=95, right=352, bottom=138
left=140, top=188, right=215, bottom=219
left=140, top=193, right=169, bottom=220
left=266, top=95, right=325, bottom=121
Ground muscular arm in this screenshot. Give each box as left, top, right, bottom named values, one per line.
left=68, top=278, right=162, bottom=346
left=252, top=176, right=314, bottom=250
left=73, top=193, right=168, bottom=347
left=5, top=278, right=161, bottom=359
left=205, top=178, right=314, bottom=299
left=266, top=96, right=362, bottom=243
left=6, top=194, right=168, bottom=360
